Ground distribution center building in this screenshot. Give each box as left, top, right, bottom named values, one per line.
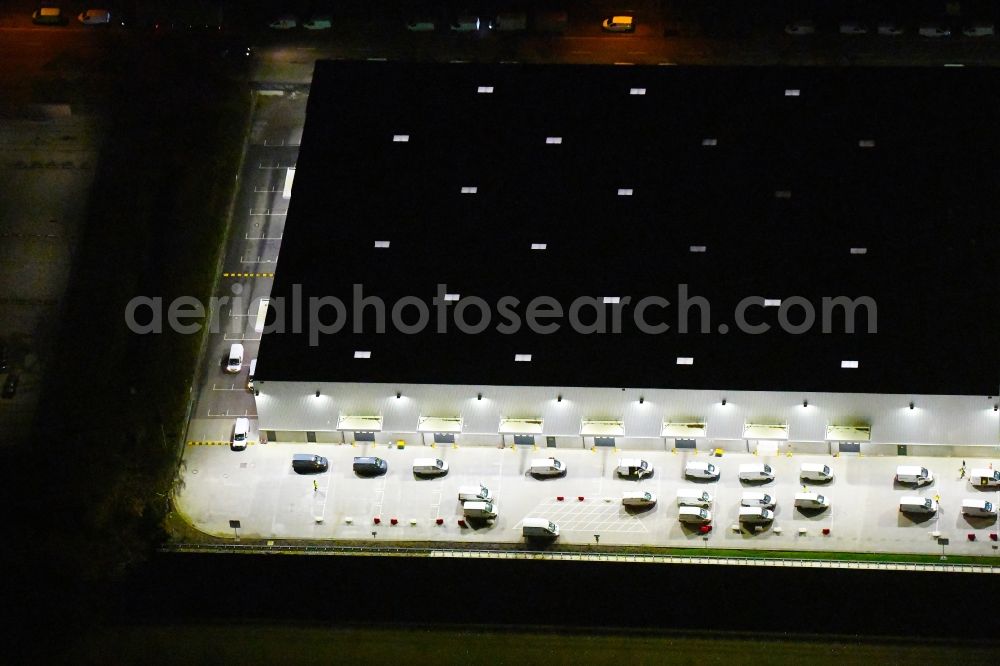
left=254, top=61, right=1000, bottom=453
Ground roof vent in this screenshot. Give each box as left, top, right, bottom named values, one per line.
left=477, top=86, right=494, bottom=93
left=354, top=351, right=372, bottom=359
left=763, top=299, right=781, bottom=307
left=785, top=89, right=801, bottom=97
left=514, top=354, right=532, bottom=362
left=858, top=139, right=875, bottom=148
left=531, top=243, right=547, bottom=250
left=374, top=240, right=390, bottom=248
left=545, top=137, right=563, bottom=144
left=444, top=293, right=460, bottom=302
left=460, top=186, right=478, bottom=194
left=677, top=357, right=694, bottom=365
left=850, top=247, right=867, bottom=255
left=392, top=134, right=409, bottom=142
left=602, top=297, right=621, bottom=304
left=701, top=138, right=718, bottom=146
left=629, top=87, right=646, bottom=95
left=841, top=360, right=859, bottom=369
left=617, top=188, right=633, bottom=196
left=689, top=245, right=707, bottom=253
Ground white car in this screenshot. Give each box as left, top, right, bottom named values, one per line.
left=406, top=18, right=436, bottom=31
left=231, top=418, right=250, bottom=451
left=78, top=9, right=111, bottom=25
left=800, top=462, right=834, bottom=482
left=225, top=343, right=244, bottom=373
left=528, top=457, right=566, bottom=476
left=684, top=460, right=719, bottom=480
left=741, top=491, right=776, bottom=508
left=794, top=492, right=830, bottom=510
left=877, top=22, right=905, bottom=35
left=303, top=16, right=331, bottom=30
left=601, top=16, right=635, bottom=32
left=450, top=15, right=480, bottom=32
left=919, top=25, right=950, bottom=37
left=785, top=20, right=816, bottom=35
left=962, top=23, right=995, bottom=37
left=269, top=15, right=297, bottom=30
left=839, top=21, right=868, bottom=35
left=622, top=490, right=657, bottom=507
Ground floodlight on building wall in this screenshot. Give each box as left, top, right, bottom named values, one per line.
left=721, top=398, right=727, bottom=406
left=803, top=400, right=808, bottom=407
left=477, top=393, right=483, bottom=401
left=909, top=402, right=915, bottom=410
left=396, top=392, right=401, bottom=399
left=639, top=396, right=645, bottom=404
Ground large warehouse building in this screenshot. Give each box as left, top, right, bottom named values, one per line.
left=255, top=61, right=999, bottom=453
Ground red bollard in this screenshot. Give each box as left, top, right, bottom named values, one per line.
left=436, top=518, right=444, bottom=525
left=390, top=518, right=398, bottom=526
left=578, top=496, right=585, bottom=501
left=968, top=533, right=976, bottom=541
left=556, top=496, right=564, bottom=501
left=822, top=528, right=830, bottom=535
left=458, top=519, right=467, bottom=528
left=373, top=517, right=380, bottom=525
left=991, top=533, right=998, bottom=542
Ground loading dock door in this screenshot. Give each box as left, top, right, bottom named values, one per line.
left=513, top=435, right=535, bottom=446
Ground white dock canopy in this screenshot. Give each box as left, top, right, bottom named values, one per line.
left=498, top=418, right=544, bottom=435
left=417, top=416, right=463, bottom=433
left=743, top=423, right=789, bottom=440
left=825, top=424, right=872, bottom=442
left=336, top=415, right=383, bottom=431
left=581, top=420, right=625, bottom=437
left=661, top=421, right=707, bottom=438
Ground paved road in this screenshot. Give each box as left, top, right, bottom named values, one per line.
left=175, top=445, right=1000, bottom=557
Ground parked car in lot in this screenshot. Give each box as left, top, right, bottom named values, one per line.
left=840, top=21, right=868, bottom=34
left=961, top=499, right=996, bottom=517
left=785, top=20, right=816, bottom=35
left=412, top=457, right=449, bottom=476
left=463, top=501, right=498, bottom=519
left=678, top=507, right=712, bottom=524
left=899, top=496, right=938, bottom=514
left=738, top=463, right=774, bottom=483
left=406, top=18, right=436, bottom=31
left=794, top=493, right=830, bottom=510
left=2, top=373, right=18, bottom=399
left=0, top=343, right=7, bottom=373
left=896, top=465, right=934, bottom=486
left=970, top=468, right=1000, bottom=487
left=528, top=457, right=566, bottom=476
left=32, top=7, right=64, bottom=25
left=522, top=517, right=558, bottom=538
left=458, top=484, right=493, bottom=502
left=450, top=15, right=480, bottom=32
left=877, top=22, right=905, bottom=35
left=353, top=456, right=387, bottom=476
left=919, top=25, right=951, bottom=37
left=302, top=15, right=331, bottom=30
left=269, top=15, right=297, bottom=30
left=962, top=23, right=995, bottom=37
left=79, top=9, right=111, bottom=25
left=225, top=343, right=244, bottom=373
left=800, top=462, right=834, bottom=482
left=292, top=453, right=328, bottom=474
left=684, top=460, right=719, bottom=480
left=741, top=491, right=776, bottom=508
left=231, top=417, right=249, bottom=451
left=616, top=458, right=653, bottom=479
left=622, top=490, right=657, bottom=507
left=601, top=15, right=635, bottom=33
left=676, top=488, right=712, bottom=508
left=739, top=507, right=774, bottom=523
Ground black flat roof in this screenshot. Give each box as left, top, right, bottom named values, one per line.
left=257, top=61, right=1000, bottom=396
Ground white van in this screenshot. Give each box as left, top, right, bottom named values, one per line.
left=961, top=499, right=996, bottom=517
left=678, top=507, right=712, bottom=524
left=899, top=496, right=938, bottom=514
left=738, top=463, right=774, bottom=482
left=225, top=343, right=244, bottom=373
left=794, top=493, right=829, bottom=509
left=739, top=506, right=774, bottom=523
left=522, top=517, right=559, bottom=537
left=458, top=485, right=493, bottom=503
left=529, top=458, right=566, bottom=476
left=463, top=501, right=498, bottom=519
left=412, top=458, right=449, bottom=476
left=896, top=465, right=934, bottom=486
left=684, top=461, right=719, bottom=479
left=617, top=458, right=653, bottom=478
left=253, top=298, right=270, bottom=333
left=303, top=15, right=332, bottom=30
left=676, top=489, right=712, bottom=508
left=800, top=463, right=834, bottom=482
left=741, top=491, right=776, bottom=508
left=622, top=490, right=656, bottom=507
left=969, top=468, right=1000, bottom=487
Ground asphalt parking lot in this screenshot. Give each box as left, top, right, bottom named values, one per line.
left=175, top=444, right=1000, bottom=556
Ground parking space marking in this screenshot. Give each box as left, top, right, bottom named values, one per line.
left=261, top=139, right=301, bottom=147
left=253, top=187, right=282, bottom=193
left=245, top=233, right=284, bottom=240
left=187, top=440, right=257, bottom=446
left=516, top=498, right=649, bottom=534
left=249, top=208, right=287, bottom=217
left=222, top=272, right=275, bottom=278
left=240, top=256, right=278, bottom=264
left=430, top=489, right=443, bottom=519
left=206, top=409, right=256, bottom=417
left=257, top=162, right=296, bottom=169
left=211, top=384, right=247, bottom=392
